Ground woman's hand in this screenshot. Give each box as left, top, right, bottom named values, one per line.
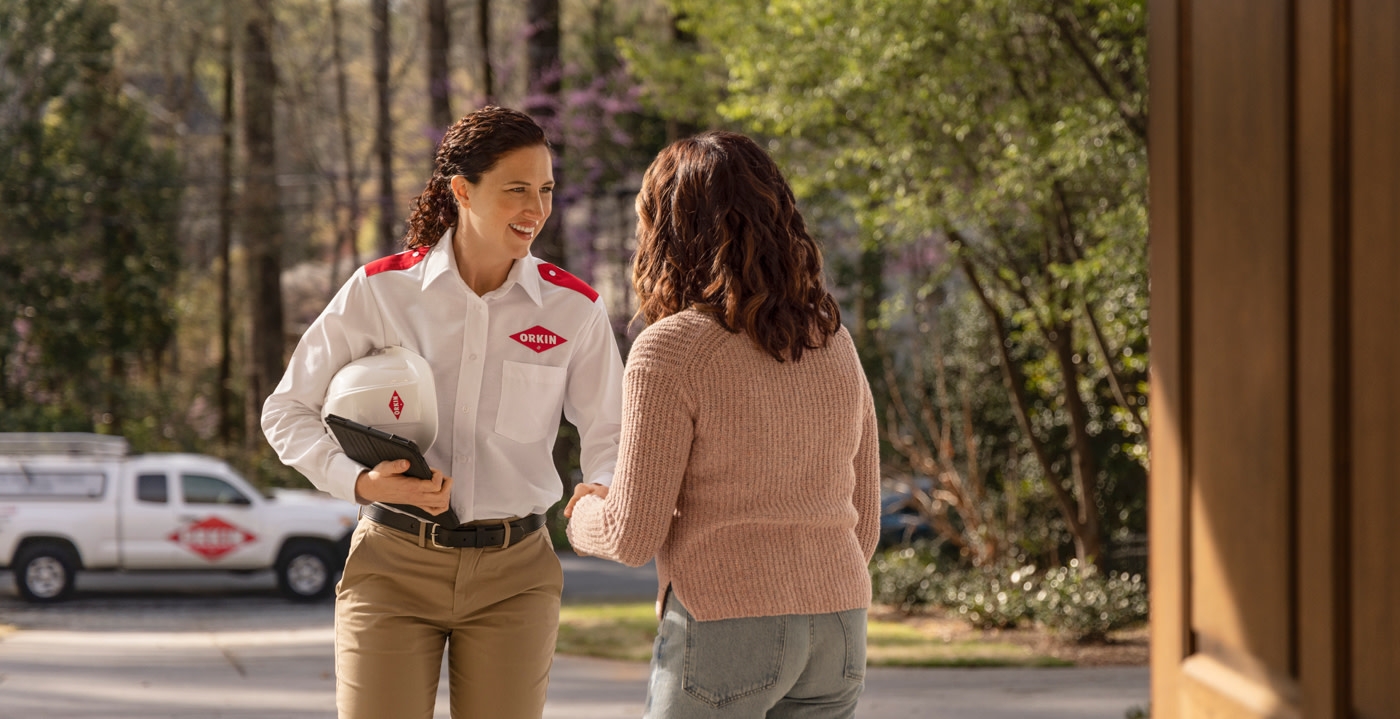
left=354, top=460, right=454, bottom=515
left=563, top=482, right=609, bottom=518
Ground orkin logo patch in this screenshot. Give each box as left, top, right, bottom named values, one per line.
left=510, top=325, right=567, bottom=353
left=168, top=516, right=257, bottom=560
left=389, top=390, right=404, bottom=419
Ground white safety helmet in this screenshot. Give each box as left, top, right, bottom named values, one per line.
left=322, top=346, right=438, bottom=451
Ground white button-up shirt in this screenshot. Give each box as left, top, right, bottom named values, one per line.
left=261, top=234, right=624, bottom=521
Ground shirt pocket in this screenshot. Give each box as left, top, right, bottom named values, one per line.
left=495, top=360, right=567, bottom=444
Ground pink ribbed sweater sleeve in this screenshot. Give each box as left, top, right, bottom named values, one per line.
left=565, top=321, right=693, bottom=567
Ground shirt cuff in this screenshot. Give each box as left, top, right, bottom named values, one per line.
left=584, top=471, right=615, bottom=488
left=328, top=453, right=369, bottom=504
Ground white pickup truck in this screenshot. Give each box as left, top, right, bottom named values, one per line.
left=0, top=433, right=359, bottom=603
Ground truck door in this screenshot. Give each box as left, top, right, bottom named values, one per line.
left=119, top=472, right=187, bottom=568
left=167, top=473, right=270, bottom=569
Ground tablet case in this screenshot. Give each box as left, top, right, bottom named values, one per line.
left=325, top=414, right=459, bottom=526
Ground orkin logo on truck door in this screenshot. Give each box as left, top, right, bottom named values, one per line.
left=168, top=517, right=257, bottom=560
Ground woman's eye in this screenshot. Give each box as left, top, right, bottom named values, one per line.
left=541, top=187, right=554, bottom=194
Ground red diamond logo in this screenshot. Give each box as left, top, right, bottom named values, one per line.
left=168, top=516, right=257, bottom=560
left=510, top=325, right=567, bottom=353
left=389, top=390, right=404, bottom=419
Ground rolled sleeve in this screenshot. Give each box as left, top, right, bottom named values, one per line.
left=260, top=270, right=385, bottom=502
left=562, top=301, right=624, bottom=487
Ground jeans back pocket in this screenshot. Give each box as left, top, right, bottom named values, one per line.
left=682, top=612, right=787, bottom=707
left=836, top=608, right=867, bottom=682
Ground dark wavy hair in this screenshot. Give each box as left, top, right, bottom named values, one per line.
left=632, top=131, right=841, bottom=362
left=403, top=106, right=549, bottom=249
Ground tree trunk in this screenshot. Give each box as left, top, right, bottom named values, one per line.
left=665, top=11, right=698, bottom=142
left=1048, top=320, right=1105, bottom=566
left=477, top=0, right=493, bottom=103
left=853, top=241, right=885, bottom=380
left=959, top=251, right=1093, bottom=558
left=373, top=0, right=397, bottom=257
left=328, top=0, right=362, bottom=289
left=426, top=0, right=452, bottom=133
left=218, top=0, right=237, bottom=445
left=527, top=0, right=564, bottom=266
left=242, top=0, right=285, bottom=444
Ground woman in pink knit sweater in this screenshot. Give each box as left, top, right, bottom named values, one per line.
left=564, top=131, right=881, bottom=718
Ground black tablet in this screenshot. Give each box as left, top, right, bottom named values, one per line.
left=325, top=414, right=458, bottom=526
left=325, top=414, right=432, bottom=479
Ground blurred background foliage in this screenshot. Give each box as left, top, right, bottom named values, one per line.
left=0, top=0, right=1146, bottom=577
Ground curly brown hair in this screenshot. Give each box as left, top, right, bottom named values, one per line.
left=402, top=106, right=549, bottom=249
left=632, top=131, right=841, bottom=362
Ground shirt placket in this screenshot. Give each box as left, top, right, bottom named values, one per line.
left=453, top=292, right=490, bottom=521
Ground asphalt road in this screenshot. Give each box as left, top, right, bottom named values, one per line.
left=0, top=554, right=1149, bottom=719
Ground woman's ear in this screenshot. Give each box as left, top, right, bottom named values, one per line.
left=449, top=175, right=470, bottom=208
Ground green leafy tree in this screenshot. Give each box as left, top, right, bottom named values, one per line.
left=0, top=0, right=182, bottom=437
left=627, top=0, right=1148, bottom=568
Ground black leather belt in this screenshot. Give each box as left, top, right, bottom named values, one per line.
left=361, top=503, right=546, bottom=549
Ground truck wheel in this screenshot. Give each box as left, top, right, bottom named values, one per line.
left=14, top=543, right=78, bottom=604
left=276, top=542, right=335, bottom=602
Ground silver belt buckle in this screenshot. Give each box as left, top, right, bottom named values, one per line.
left=428, top=522, right=450, bottom=549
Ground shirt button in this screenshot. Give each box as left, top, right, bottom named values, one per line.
left=460, top=405, right=469, bottom=413
left=469, top=353, right=478, bottom=361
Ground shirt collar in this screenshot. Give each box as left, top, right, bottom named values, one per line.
left=507, top=253, right=545, bottom=307
left=422, top=229, right=544, bottom=307
left=420, top=229, right=457, bottom=292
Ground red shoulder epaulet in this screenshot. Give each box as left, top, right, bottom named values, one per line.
left=365, top=246, right=429, bottom=277
left=538, top=262, right=599, bottom=302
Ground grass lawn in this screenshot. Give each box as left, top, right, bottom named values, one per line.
left=556, top=602, right=659, bottom=662
left=556, top=602, right=1071, bottom=668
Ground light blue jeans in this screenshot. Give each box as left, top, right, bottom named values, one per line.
left=645, top=590, right=867, bottom=718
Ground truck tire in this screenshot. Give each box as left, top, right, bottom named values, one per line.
left=276, top=542, right=335, bottom=602
left=14, top=543, right=79, bottom=604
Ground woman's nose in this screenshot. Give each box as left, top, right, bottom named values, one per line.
left=524, top=192, right=549, bottom=219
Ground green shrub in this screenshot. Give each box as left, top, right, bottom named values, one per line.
left=940, top=565, right=1035, bottom=630
left=1026, top=559, right=1148, bottom=642
left=869, top=543, right=940, bottom=612
left=869, top=551, right=1149, bottom=643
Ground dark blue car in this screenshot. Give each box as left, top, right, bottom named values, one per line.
left=878, top=481, right=935, bottom=548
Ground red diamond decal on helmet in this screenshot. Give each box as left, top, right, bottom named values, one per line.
left=389, top=390, right=404, bottom=419
left=510, top=326, right=567, bottom=353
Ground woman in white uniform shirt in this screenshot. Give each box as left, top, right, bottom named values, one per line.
left=261, top=106, right=623, bottom=719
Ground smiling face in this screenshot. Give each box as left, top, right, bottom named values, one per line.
left=452, top=143, right=554, bottom=269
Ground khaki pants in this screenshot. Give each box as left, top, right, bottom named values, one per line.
left=334, top=517, right=563, bottom=719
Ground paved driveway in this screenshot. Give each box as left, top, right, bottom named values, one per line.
left=0, top=556, right=1148, bottom=719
